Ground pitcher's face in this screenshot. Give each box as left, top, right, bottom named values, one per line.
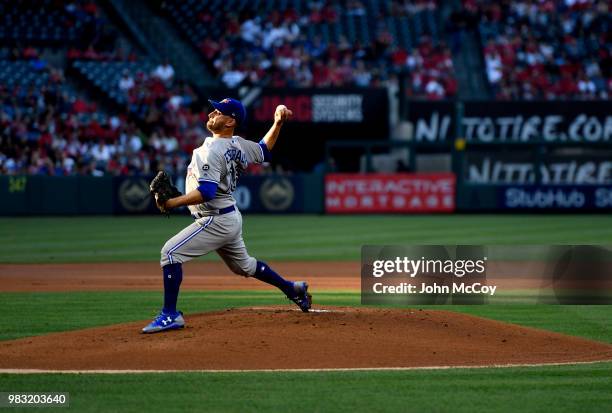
left=206, top=109, right=235, bottom=133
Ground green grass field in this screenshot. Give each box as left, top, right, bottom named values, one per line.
left=1, top=215, right=612, bottom=412
left=2, top=215, right=612, bottom=262
left=2, top=363, right=611, bottom=413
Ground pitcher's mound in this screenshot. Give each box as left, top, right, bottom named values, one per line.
left=1, top=307, right=611, bottom=371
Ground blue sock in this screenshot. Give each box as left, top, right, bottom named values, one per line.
left=162, top=263, right=183, bottom=314
left=254, top=261, right=294, bottom=297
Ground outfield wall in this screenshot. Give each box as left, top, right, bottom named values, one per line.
left=0, top=174, right=324, bottom=216
left=3, top=172, right=612, bottom=215
left=1, top=175, right=113, bottom=215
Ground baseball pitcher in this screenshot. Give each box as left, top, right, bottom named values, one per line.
left=143, top=98, right=311, bottom=333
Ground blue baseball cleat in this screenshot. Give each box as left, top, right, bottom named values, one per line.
left=289, top=281, right=312, bottom=312
left=142, top=310, right=185, bottom=334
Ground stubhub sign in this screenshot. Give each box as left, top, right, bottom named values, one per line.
left=502, top=186, right=612, bottom=210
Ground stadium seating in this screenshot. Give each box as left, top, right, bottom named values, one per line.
left=3, top=0, right=610, bottom=176
left=0, top=0, right=79, bottom=44
left=162, top=0, right=455, bottom=96
left=468, top=0, right=611, bottom=99
left=0, top=54, right=205, bottom=176
left=72, top=60, right=156, bottom=105
left=0, top=60, right=50, bottom=87
left=0, top=0, right=116, bottom=51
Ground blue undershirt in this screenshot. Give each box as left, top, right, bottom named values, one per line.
left=197, top=181, right=218, bottom=201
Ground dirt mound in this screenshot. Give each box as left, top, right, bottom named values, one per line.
left=1, top=306, right=611, bottom=371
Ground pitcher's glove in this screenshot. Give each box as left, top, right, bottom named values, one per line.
left=150, top=171, right=181, bottom=215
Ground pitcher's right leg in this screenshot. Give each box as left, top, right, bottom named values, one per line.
left=217, top=237, right=312, bottom=312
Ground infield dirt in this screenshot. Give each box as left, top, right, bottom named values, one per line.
left=2, top=263, right=612, bottom=371
left=0, top=262, right=359, bottom=291
left=1, top=306, right=611, bottom=371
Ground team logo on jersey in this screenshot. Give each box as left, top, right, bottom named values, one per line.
left=202, top=164, right=210, bottom=171
left=260, top=177, right=294, bottom=211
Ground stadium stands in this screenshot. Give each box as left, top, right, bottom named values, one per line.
left=466, top=0, right=611, bottom=99
left=0, top=0, right=119, bottom=54
left=73, top=60, right=156, bottom=105
left=0, top=56, right=204, bottom=176
left=1, top=0, right=610, bottom=176
left=0, top=59, right=51, bottom=87
left=162, top=0, right=456, bottom=97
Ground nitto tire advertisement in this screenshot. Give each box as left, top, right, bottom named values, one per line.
left=408, top=101, right=612, bottom=144
left=464, top=152, right=612, bottom=185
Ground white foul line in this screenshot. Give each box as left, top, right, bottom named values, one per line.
left=0, top=360, right=610, bottom=374
left=248, top=307, right=337, bottom=313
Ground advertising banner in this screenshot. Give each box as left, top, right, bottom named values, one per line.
left=325, top=173, right=455, bottom=213
left=206, top=87, right=389, bottom=171
left=407, top=101, right=612, bottom=143
left=457, top=184, right=612, bottom=211
left=464, top=152, right=612, bottom=185
left=501, top=185, right=612, bottom=210
left=250, top=88, right=387, bottom=127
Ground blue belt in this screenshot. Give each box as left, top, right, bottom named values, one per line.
left=218, top=205, right=236, bottom=215
left=191, top=205, right=235, bottom=219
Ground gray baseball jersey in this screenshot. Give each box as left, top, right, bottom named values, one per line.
left=187, top=136, right=264, bottom=215
left=160, top=135, right=266, bottom=276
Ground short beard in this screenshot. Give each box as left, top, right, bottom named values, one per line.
left=207, top=120, right=233, bottom=135
left=206, top=121, right=221, bottom=134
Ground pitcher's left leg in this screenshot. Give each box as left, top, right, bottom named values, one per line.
left=216, top=237, right=312, bottom=312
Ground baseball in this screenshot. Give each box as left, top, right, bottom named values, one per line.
left=276, top=104, right=287, bottom=112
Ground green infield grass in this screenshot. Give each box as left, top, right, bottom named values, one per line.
left=1, top=362, right=611, bottom=413
left=1, top=215, right=612, bottom=262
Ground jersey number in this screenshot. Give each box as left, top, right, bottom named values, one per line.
left=228, top=164, right=237, bottom=193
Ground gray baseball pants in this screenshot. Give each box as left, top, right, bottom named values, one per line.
left=160, top=210, right=257, bottom=276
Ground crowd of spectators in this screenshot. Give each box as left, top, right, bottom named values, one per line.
left=0, top=1, right=214, bottom=177
left=0, top=61, right=210, bottom=177
left=113, top=62, right=207, bottom=149
left=117, top=63, right=181, bottom=106
left=465, top=0, right=611, bottom=99
left=401, top=38, right=457, bottom=99
left=183, top=0, right=456, bottom=98
left=6, top=0, right=612, bottom=177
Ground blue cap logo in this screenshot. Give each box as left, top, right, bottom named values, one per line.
left=208, top=98, right=246, bottom=125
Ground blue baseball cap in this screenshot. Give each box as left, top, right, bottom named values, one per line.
left=208, top=98, right=246, bottom=125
